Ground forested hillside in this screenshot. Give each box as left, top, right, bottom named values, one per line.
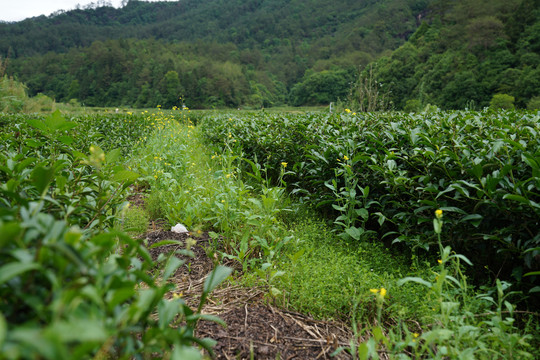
left=1, top=0, right=539, bottom=109
left=372, top=0, right=540, bottom=110
left=0, top=0, right=428, bottom=108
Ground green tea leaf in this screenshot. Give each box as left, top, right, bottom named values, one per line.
left=24, top=138, right=43, bottom=148
left=15, top=157, right=37, bottom=172
left=439, top=206, right=467, bottom=215
left=398, top=277, right=432, bottom=288
left=112, top=170, right=140, bottom=183
left=106, top=148, right=122, bottom=163
left=0, top=313, right=6, bottom=348
left=0, top=222, right=22, bottom=247
left=0, top=262, right=40, bottom=285
left=163, top=256, right=184, bottom=281
left=47, top=318, right=107, bottom=342
left=357, top=342, right=369, bottom=360
left=158, top=300, right=180, bottom=329
left=26, top=118, right=48, bottom=132
left=149, top=239, right=184, bottom=249
left=194, top=314, right=227, bottom=327
left=58, top=135, right=74, bottom=145
left=31, top=165, right=56, bottom=195
left=503, top=194, right=539, bottom=208
left=461, top=214, right=483, bottom=227
left=107, top=287, right=136, bottom=310
left=46, top=110, right=78, bottom=132
left=345, top=226, right=363, bottom=240
left=55, top=174, right=67, bottom=190
left=503, top=194, right=528, bottom=203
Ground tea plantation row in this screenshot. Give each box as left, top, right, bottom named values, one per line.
left=0, top=111, right=223, bottom=359
left=200, top=109, right=540, bottom=296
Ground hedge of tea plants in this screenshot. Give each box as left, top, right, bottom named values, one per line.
left=0, top=111, right=224, bottom=359
left=200, top=109, right=540, bottom=296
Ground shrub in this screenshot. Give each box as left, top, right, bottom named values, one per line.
left=527, top=96, right=540, bottom=110
left=403, top=99, right=422, bottom=113
left=200, top=110, right=540, bottom=296
left=490, top=93, right=515, bottom=109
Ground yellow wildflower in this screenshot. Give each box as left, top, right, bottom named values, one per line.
left=435, top=209, right=443, bottom=219
left=343, top=155, right=349, bottom=161
left=281, top=162, right=288, bottom=167
left=345, top=108, right=351, bottom=113
left=380, top=288, right=387, bottom=298
left=369, top=289, right=379, bottom=294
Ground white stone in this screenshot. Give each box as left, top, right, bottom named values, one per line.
left=171, top=223, right=189, bottom=234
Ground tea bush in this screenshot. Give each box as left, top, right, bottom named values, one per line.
left=0, top=111, right=228, bottom=359
left=200, top=110, right=540, bottom=297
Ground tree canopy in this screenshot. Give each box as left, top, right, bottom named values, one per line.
left=2, top=0, right=539, bottom=109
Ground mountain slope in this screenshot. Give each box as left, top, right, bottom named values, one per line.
left=371, top=0, right=540, bottom=109
left=0, top=0, right=424, bottom=57
left=1, top=0, right=429, bottom=108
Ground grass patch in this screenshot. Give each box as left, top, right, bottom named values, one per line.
left=276, top=217, right=434, bottom=322
left=121, top=205, right=149, bottom=236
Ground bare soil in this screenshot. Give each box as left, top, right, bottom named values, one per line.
left=142, top=229, right=354, bottom=359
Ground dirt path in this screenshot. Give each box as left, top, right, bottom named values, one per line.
left=143, top=230, right=354, bottom=359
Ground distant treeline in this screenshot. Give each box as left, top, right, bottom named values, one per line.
left=1, top=0, right=539, bottom=109
left=0, top=0, right=428, bottom=108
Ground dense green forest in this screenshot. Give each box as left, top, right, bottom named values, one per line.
left=373, top=0, right=540, bottom=110
left=1, top=0, right=539, bottom=109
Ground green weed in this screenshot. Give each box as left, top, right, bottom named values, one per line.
left=122, top=205, right=149, bottom=235
left=275, top=218, right=434, bottom=322
left=337, top=209, right=537, bottom=359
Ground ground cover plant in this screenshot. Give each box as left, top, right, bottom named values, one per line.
left=127, top=110, right=434, bottom=321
